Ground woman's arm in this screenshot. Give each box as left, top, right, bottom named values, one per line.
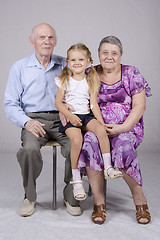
left=106, top=89, right=146, bottom=137
left=55, top=88, right=82, bottom=126
left=90, top=93, right=106, bottom=126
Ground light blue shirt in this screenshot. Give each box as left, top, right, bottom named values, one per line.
left=4, top=53, right=66, bottom=128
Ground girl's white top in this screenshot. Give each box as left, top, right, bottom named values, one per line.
left=55, top=76, right=90, bottom=114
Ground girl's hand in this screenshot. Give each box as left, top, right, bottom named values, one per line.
left=69, top=114, right=82, bottom=127
left=59, top=104, right=75, bottom=127
left=105, top=123, right=124, bottom=137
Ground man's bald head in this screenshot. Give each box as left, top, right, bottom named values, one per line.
left=31, top=23, right=57, bottom=42
left=29, top=23, right=57, bottom=61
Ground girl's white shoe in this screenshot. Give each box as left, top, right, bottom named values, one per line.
left=104, top=166, right=123, bottom=180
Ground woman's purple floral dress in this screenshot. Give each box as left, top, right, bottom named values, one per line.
left=78, top=65, right=151, bottom=186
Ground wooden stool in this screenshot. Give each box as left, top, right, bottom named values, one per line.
left=45, top=140, right=60, bottom=210
left=46, top=140, right=107, bottom=209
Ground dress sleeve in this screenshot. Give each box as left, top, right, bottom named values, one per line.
left=129, top=66, right=152, bottom=97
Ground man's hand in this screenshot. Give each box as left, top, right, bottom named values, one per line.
left=25, top=120, right=46, bottom=137
left=59, top=112, right=69, bottom=127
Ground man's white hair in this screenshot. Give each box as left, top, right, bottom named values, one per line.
left=31, top=23, right=57, bottom=42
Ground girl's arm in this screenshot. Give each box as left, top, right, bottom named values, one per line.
left=90, top=92, right=105, bottom=126
left=59, top=104, right=75, bottom=127
left=106, top=89, right=146, bottom=137
left=55, top=88, right=82, bottom=126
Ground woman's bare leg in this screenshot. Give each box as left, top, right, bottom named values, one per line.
left=122, top=171, right=147, bottom=205
left=86, top=167, right=106, bottom=223
left=122, top=170, right=150, bottom=223
left=86, top=167, right=105, bottom=205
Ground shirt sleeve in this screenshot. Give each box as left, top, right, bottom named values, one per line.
left=129, top=66, right=152, bottom=97
left=55, top=77, right=61, bottom=88
left=4, top=63, right=31, bottom=128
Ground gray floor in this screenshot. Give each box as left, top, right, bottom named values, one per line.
left=0, top=148, right=159, bottom=240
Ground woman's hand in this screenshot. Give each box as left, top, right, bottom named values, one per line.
left=105, top=123, right=124, bottom=137
left=106, top=89, right=146, bottom=137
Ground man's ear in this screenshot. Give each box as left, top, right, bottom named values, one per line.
left=29, top=35, right=34, bottom=45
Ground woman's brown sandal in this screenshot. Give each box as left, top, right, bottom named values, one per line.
left=136, top=204, right=151, bottom=224
left=92, top=204, right=107, bottom=225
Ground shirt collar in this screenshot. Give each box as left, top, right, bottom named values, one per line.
left=27, top=52, right=64, bottom=69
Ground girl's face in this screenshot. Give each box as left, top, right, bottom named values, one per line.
left=99, top=43, right=121, bottom=71
left=67, top=50, right=90, bottom=76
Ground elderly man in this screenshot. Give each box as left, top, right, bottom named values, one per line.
left=4, top=23, right=81, bottom=217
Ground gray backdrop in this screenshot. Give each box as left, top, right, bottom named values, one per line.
left=1, top=0, right=160, bottom=152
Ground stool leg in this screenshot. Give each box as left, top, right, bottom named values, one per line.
left=103, top=179, right=107, bottom=200
left=88, top=184, right=92, bottom=196
left=52, top=146, right=57, bottom=210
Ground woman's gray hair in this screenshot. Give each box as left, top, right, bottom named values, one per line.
left=98, top=36, right=123, bottom=55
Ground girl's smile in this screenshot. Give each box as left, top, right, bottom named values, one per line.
left=67, top=49, right=90, bottom=79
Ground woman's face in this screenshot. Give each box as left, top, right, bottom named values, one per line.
left=98, top=43, right=121, bottom=71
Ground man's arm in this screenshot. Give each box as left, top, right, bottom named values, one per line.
left=4, top=64, right=46, bottom=137
left=4, top=63, right=31, bottom=128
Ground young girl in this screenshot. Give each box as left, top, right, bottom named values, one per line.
left=55, top=43, right=122, bottom=201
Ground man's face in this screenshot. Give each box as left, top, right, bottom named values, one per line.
left=30, top=24, right=57, bottom=59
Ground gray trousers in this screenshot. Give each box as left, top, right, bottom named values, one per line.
left=17, top=112, right=79, bottom=206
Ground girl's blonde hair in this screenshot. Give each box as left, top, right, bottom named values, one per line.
left=59, top=43, right=100, bottom=95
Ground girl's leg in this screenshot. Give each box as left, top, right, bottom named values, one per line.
left=65, top=127, right=83, bottom=169
left=65, top=127, right=86, bottom=200
left=86, top=119, right=123, bottom=179
left=122, top=171, right=151, bottom=224
left=86, top=119, right=110, bottom=153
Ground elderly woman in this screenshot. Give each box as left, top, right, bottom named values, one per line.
left=78, top=36, right=151, bottom=225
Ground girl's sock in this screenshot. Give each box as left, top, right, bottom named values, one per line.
left=72, top=169, right=86, bottom=200
left=102, top=153, right=111, bottom=167
left=102, top=153, right=114, bottom=175
left=102, top=152, right=123, bottom=180
left=72, top=169, right=82, bottom=190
